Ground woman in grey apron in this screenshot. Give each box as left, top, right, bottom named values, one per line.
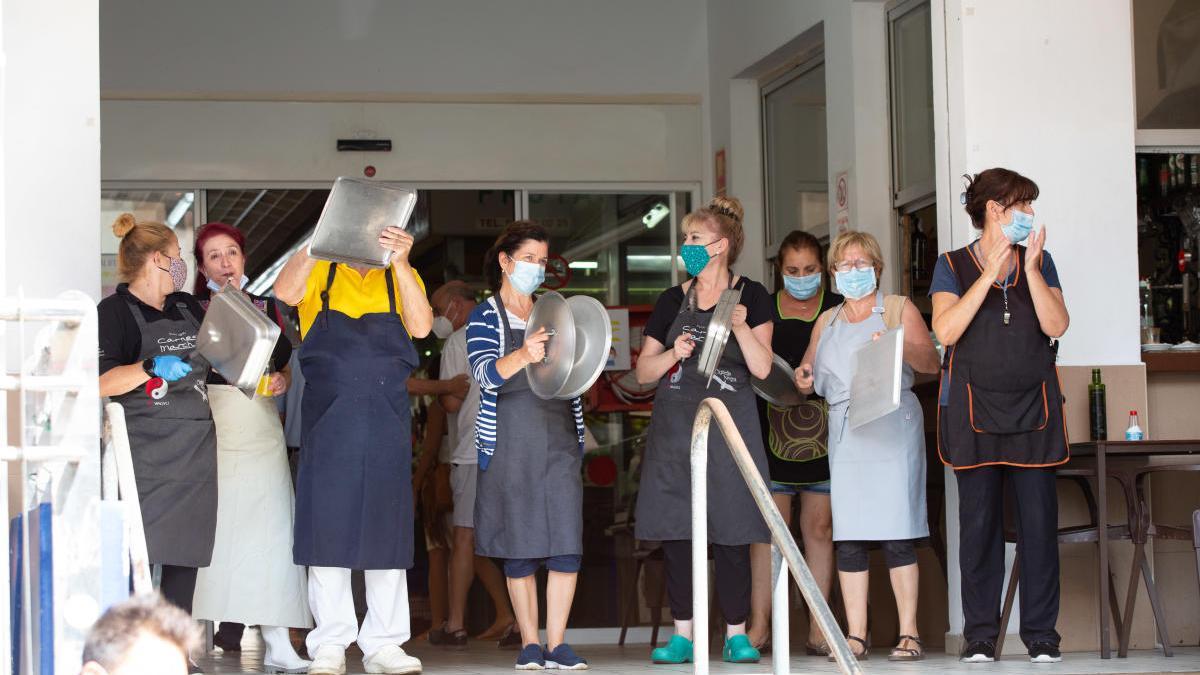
left=466, top=222, right=589, bottom=670
left=795, top=230, right=940, bottom=662
left=633, top=197, right=774, bottom=666
left=97, top=214, right=217, bottom=626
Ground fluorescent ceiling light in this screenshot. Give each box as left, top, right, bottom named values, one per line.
left=642, top=203, right=669, bottom=229
left=166, top=193, right=195, bottom=228
left=569, top=261, right=599, bottom=270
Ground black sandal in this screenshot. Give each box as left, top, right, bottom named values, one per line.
left=827, top=635, right=869, bottom=662
left=889, top=634, right=924, bottom=662
left=805, top=641, right=831, bottom=656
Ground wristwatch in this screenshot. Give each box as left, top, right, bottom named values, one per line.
left=142, top=357, right=156, bottom=377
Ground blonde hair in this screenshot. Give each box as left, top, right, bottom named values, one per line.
left=680, top=195, right=746, bottom=264
left=112, top=213, right=177, bottom=282
left=827, top=230, right=885, bottom=276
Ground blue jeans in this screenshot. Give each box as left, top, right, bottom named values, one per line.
left=770, top=480, right=831, bottom=496
left=502, top=554, right=582, bottom=579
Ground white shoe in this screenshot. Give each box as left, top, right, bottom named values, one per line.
left=307, top=645, right=346, bottom=675
left=363, top=644, right=422, bottom=674
left=261, top=626, right=312, bottom=674
left=242, top=625, right=266, bottom=652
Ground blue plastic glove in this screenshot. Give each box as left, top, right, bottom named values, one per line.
left=152, top=355, right=192, bottom=382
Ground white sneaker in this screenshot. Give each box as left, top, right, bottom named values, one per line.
left=363, top=644, right=422, bottom=674
left=308, top=645, right=347, bottom=675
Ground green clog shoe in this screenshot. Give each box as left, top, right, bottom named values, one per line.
left=650, top=635, right=694, bottom=664
left=723, top=634, right=761, bottom=664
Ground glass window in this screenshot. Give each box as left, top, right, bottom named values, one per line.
left=763, top=62, right=829, bottom=247
left=100, top=190, right=200, bottom=298
left=889, top=0, right=935, bottom=204
left=1134, top=0, right=1200, bottom=130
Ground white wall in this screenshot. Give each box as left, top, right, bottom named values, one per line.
left=101, top=0, right=707, bottom=98
left=933, top=0, right=1140, bottom=367
left=705, top=0, right=893, bottom=288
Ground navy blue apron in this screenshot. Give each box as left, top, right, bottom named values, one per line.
left=293, top=264, right=420, bottom=569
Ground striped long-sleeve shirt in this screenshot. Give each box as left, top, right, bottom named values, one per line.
left=466, top=296, right=586, bottom=470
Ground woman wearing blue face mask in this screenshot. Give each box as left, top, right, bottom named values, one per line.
left=635, top=196, right=775, bottom=666
left=930, top=169, right=1069, bottom=665
left=466, top=221, right=590, bottom=671
left=794, top=230, right=940, bottom=662
left=746, top=230, right=842, bottom=652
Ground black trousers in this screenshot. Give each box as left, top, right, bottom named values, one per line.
left=957, top=465, right=1061, bottom=647
left=159, top=564, right=199, bottom=615
left=660, top=540, right=751, bottom=625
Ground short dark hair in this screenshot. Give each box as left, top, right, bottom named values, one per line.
left=484, top=220, right=550, bottom=292
left=962, top=168, right=1040, bottom=229
left=82, top=594, right=198, bottom=669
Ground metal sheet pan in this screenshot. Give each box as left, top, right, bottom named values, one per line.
left=307, top=178, right=417, bottom=268
left=848, top=326, right=904, bottom=430
left=697, top=287, right=742, bottom=389
left=194, top=285, right=281, bottom=396
left=752, top=354, right=806, bottom=408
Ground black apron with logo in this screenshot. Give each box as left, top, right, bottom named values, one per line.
left=293, top=265, right=420, bottom=569
left=111, top=296, right=217, bottom=567
left=937, top=245, right=1068, bottom=469
left=634, top=278, right=770, bottom=545
left=473, top=294, right=583, bottom=560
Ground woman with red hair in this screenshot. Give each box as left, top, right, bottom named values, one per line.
left=189, top=222, right=313, bottom=673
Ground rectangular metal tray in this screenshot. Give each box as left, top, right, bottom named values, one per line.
left=307, top=177, right=417, bottom=268
left=195, top=286, right=280, bottom=395
left=848, top=326, right=904, bottom=430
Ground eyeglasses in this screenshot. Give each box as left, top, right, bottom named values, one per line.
left=833, top=259, right=874, bottom=273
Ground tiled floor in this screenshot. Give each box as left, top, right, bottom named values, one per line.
left=196, top=642, right=1200, bottom=674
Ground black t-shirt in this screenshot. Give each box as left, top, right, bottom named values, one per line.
left=642, top=276, right=774, bottom=346
left=98, top=284, right=209, bottom=375
left=757, top=288, right=842, bottom=486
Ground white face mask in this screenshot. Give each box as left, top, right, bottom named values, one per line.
left=432, top=315, right=454, bottom=340
left=206, top=274, right=249, bottom=293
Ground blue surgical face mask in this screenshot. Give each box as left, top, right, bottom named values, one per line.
left=679, top=243, right=713, bottom=277
left=835, top=267, right=877, bottom=301
left=206, top=274, right=249, bottom=293
left=1002, top=209, right=1034, bottom=244
left=782, top=273, right=822, bottom=301
left=507, top=260, right=545, bottom=296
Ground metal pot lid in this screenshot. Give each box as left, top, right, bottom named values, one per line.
left=697, top=287, right=742, bottom=388
left=555, top=295, right=614, bottom=400
left=752, top=354, right=806, bottom=408
left=525, top=291, right=576, bottom=400
left=307, top=177, right=418, bottom=269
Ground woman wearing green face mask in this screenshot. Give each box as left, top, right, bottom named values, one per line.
left=746, top=230, right=842, bottom=653
left=634, top=196, right=775, bottom=666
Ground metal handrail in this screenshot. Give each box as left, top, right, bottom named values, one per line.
left=690, top=397, right=863, bottom=675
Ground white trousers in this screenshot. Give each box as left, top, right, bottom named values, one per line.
left=306, top=566, right=411, bottom=658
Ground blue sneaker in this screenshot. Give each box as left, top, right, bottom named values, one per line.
left=544, top=643, right=589, bottom=670
left=516, top=643, right=545, bottom=670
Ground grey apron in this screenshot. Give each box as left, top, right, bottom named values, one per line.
left=112, top=296, right=217, bottom=567
left=634, top=278, right=770, bottom=546
left=474, top=294, right=582, bottom=560
left=813, top=292, right=928, bottom=542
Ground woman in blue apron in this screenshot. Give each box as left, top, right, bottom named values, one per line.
left=466, top=222, right=589, bottom=671
left=747, top=230, right=841, bottom=653
left=273, top=224, right=431, bottom=675
left=97, top=215, right=216, bottom=631
left=795, top=230, right=940, bottom=662
left=930, top=169, right=1069, bottom=665
left=634, top=197, right=775, bottom=666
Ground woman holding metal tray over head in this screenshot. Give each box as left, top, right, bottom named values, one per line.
left=793, top=230, right=940, bottom=662
left=188, top=222, right=312, bottom=674
left=633, top=196, right=775, bottom=666
left=465, top=221, right=591, bottom=671
left=97, top=214, right=216, bottom=670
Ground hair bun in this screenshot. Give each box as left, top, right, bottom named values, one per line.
left=112, top=213, right=138, bottom=238
left=708, top=195, right=744, bottom=225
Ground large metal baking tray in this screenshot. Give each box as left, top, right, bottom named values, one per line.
left=525, top=291, right=576, bottom=400
left=194, top=285, right=280, bottom=396
left=697, top=287, right=742, bottom=389
left=848, top=326, right=904, bottom=430
left=752, top=354, right=806, bottom=408
left=554, top=295, right=613, bottom=400
left=307, top=177, right=418, bottom=268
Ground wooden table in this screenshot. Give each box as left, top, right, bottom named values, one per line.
left=1067, top=440, right=1200, bottom=658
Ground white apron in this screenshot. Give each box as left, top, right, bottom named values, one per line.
left=192, top=385, right=312, bottom=627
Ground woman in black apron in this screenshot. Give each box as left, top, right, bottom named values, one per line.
left=634, top=197, right=774, bottom=666
left=747, top=230, right=841, bottom=653
left=466, top=221, right=589, bottom=671
left=97, top=214, right=216, bottom=624
left=931, top=169, right=1069, bottom=665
